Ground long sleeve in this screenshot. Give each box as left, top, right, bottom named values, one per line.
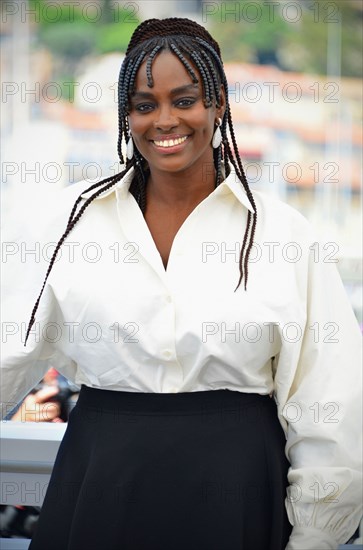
left=273, top=235, right=362, bottom=548
left=1, top=284, right=59, bottom=419
left=1, top=187, right=80, bottom=419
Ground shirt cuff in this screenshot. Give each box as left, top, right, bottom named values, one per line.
left=285, top=526, right=339, bottom=550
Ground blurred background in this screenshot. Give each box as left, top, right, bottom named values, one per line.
left=1, top=0, right=362, bottom=322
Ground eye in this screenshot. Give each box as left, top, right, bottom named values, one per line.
left=134, top=103, right=155, bottom=113
left=175, top=97, right=197, bottom=108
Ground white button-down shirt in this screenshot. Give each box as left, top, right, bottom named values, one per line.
left=1, top=166, right=362, bottom=549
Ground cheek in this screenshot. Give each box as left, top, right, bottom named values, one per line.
left=128, top=116, right=144, bottom=136
left=194, top=111, right=216, bottom=137
left=128, top=118, right=149, bottom=153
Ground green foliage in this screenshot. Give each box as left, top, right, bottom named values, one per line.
left=27, top=0, right=362, bottom=79
left=29, top=0, right=86, bottom=25
left=96, top=18, right=139, bottom=54
left=208, top=0, right=362, bottom=77
left=39, top=23, right=95, bottom=60
left=29, top=0, right=139, bottom=59
left=58, top=77, right=77, bottom=102
left=283, top=0, right=362, bottom=77
left=25, top=1, right=139, bottom=103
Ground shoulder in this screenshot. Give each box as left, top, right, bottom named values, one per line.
left=57, top=177, right=105, bottom=204
left=43, top=179, right=103, bottom=235
left=7, top=178, right=111, bottom=247
left=252, top=189, right=309, bottom=226
left=251, top=189, right=314, bottom=242
left=46, top=174, right=120, bottom=223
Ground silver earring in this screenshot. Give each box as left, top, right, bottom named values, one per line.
left=212, top=118, right=222, bottom=148
left=126, top=131, right=134, bottom=160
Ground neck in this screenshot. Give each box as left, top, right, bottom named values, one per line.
left=146, top=162, right=217, bottom=209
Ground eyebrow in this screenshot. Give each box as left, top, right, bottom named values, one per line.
left=131, top=83, right=199, bottom=99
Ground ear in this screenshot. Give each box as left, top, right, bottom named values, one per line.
left=217, top=84, right=226, bottom=121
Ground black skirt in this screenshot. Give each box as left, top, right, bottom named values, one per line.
left=29, top=386, right=292, bottom=550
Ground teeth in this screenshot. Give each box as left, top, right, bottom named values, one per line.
left=154, top=136, right=188, bottom=148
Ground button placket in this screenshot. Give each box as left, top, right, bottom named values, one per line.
left=162, top=349, right=173, bottom=360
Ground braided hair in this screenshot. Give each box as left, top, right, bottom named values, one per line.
left=24, top=17, right=257, bottom=346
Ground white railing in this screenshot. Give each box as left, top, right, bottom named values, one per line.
left=0, top=540, right=30, bottom=549
left=0, top=422, right=66, bottom=507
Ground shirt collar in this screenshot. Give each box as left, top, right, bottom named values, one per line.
left=80, top=168, right=134, bottom=200
left=80, top=165, right=255, bottom=213
left=213, top=167, right=255, bottom=213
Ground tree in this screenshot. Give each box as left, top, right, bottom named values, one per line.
left=208, top=0, right=362, bottom=77
left=28, top=0, right=139, bottom=98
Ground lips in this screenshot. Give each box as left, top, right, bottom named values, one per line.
left=151, top=135, right=189, bottom=148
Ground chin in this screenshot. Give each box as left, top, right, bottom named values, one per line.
left=149, top=154, right=210, bottom=175
left=147, top=158, right=191, bottom=173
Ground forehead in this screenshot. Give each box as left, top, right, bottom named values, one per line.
left=133, top=50, right=200, bottom=92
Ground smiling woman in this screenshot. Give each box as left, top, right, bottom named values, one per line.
left=1, top=16, right=361, bottom=550
left=129, top=53, right=219, bottom=169
left=128, top=50, right=226, bottom=269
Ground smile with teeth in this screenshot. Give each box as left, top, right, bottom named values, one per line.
left=153, top=136, right=188, bottom=148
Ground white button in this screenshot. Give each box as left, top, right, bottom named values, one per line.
left=162, top=350, right=172, bottom=359
left=169, top=387, right=178, bottom=393
left=166, top=295, right=172, bottom=303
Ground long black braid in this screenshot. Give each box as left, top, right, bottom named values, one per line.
left=24, top=17, right=257, bottom=346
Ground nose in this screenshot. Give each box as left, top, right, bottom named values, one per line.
left=153, top=105, right=179, bottom=131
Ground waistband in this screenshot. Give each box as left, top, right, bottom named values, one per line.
left=76, top=385, right=273, bottom=415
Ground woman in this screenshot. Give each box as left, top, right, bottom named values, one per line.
left=1, top=18, right=361, bottom=550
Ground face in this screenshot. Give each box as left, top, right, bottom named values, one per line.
left=127, top=50, right=225, bottom=175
